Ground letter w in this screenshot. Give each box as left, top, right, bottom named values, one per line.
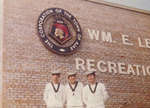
left=88, top=29, right=99, bottom=40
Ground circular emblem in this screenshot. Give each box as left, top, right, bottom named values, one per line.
left=37, top=8, right=82, bottom=55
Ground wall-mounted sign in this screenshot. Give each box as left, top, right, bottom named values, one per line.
left=37, top=8, right=82, bottom=55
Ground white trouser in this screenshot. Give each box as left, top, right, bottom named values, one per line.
left=87, top=107, right=103, bottom=108
left=47, top=106, right=63, bottom=108
left=87, top=105, right=105, bottom=108
left=67, top=107, right=83, bottom=108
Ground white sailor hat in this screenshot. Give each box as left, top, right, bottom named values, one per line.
left=86, top=71, right=96, bottom=76
left=51, top=70, right=61, bottom=75
left=68, top=72, right=77, bottom=76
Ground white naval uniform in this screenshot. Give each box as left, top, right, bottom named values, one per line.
left=83, top=83, right=109, bottom=108
left=43, top=82, right=65, bottom=108
left=65, top=82, right=84, bottom=108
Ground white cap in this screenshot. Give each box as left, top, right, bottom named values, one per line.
left=68, top=72, right=77, bottom=76
left=51, top=70, right=61, bottom=75
left=86, top=71, right=96, bottom=75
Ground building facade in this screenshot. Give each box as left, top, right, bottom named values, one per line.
left=2, top=0, right=150, bottom=108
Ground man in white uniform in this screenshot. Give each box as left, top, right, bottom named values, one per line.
left=83, top=71, right=109, bottom=108
left=43, top=70, right=65, bottom=108
left=65, top=72, right=84, bottom=108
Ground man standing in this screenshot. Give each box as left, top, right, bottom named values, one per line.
left=43, top=70, right=65, bottom=108
left=65, top=72, right=84, bottom=108
left=83, top=71, right=109, bottom=108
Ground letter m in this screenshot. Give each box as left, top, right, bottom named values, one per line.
left=101, top=31, right=112, bottom=42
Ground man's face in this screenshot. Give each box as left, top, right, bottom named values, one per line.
left=68, top=75, right=76, bottom=84
left=87, top=73, right=96, bottom=84
left=52, top=74, right=60, bottom=84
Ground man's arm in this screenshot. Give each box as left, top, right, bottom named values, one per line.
left=43, top=83, right=50, bottom=105
left=102, top=83, right=109, bottom=102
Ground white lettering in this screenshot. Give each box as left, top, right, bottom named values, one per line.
left=138, top=37, right=145, bottom=48
left=45, top=40, right=53, bottom=48
left=146, top=66, right=150, bottom=76
left=88, top=29, right=99, bottom=40
left=75, top=58, right=85, bottom=70
left=87, top=59, right=96, bottom=71
left=70, top=41, right=79, bottom=51
left=97, top=61, right=107, bottom=72
left=73, top=19, right=80, bottom=32
left=64, top=11, right=72, bottom=18
left=142, top=65, right=146, bottom=76
left=77, top=34, right=82, bottom=40
left=55, top=8, right=62, bottom=13
left=127, top=64, right=136, bottom=75
left=134, top=64, right=141, bottom=76
left=122, top=34, right=133, bottom=45
left=75, top=58, right=150, bottom=76
left=108, top=61, right=117, bottom=73
left=118, top=62, right=128, bottom=74
left=145, top=39, right=150, bottom=48
left=101, top=31, right=112, bottom=42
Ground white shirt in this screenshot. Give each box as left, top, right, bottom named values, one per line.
left=83, top=82, right=109, bottom=108
left=43, top=82, right=65, bottom=107
left=65, top=82, right=84, bottom=107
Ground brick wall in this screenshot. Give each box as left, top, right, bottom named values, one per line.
left=0, top=0, right=3, bottom=107
left=3, top=0, right=150, bottom=108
